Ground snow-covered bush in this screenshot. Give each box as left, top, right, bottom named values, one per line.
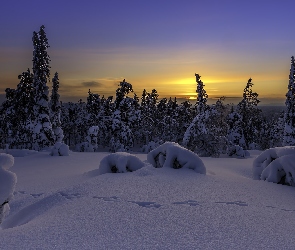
left=147, top=142, right=206, bottom=174
left=260, top=154, right=295, bottom=186
left=253, top=147, right=295, bottom=184
left=50, top=142, right=69, bottom=156
left=0, top=153, right=17, bottom=225
left=227, top=143, right=249, bottom=158
left=98, top=152, right=145, bottom=174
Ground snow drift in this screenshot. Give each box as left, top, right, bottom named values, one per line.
left=98, top=152, right=145, bottom=174
left=147, top=142, right=206, bottom=174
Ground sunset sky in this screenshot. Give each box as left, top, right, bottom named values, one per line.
left=0, top=0, right=294, bottom=104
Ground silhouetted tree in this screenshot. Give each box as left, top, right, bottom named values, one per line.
left=283, top=56, right=295, bottom=146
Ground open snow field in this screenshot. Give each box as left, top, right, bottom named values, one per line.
left=1, top=150, right=295, bottom=249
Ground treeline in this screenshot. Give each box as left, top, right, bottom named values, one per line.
left=58, top=76, right=284, bottom=156
left=0, top=26, right=294, bottom=157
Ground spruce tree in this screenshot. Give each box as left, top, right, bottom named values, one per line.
left=12, top=69, right=35, bottom=148
left=31, top=25, right=54, bottom=150
left=227, top=106, right=246, bottom=148
left=195, top=73, right=208, bottom=113
left=0, top=88, right=16, bottom=147
left=283, top=56, right=295, bottom=146
left=183, top=74, right=220, bottom=156
left=140, top=89, right=158, bottom=145
left=237, top=78, right=262, bottom=149
left=110, top=79, right=134, bottom=152
left=50, top=72, right=64, bottom=143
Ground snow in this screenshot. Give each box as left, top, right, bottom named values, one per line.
left=50, top=142, right=70, bottom=156
left=98, top=152, right=145, bottom=174
left=260, top=154, right=295, bottom=186
left=1, top=150, right=295, bottom=249
left=0, top=154, right=17, bottom=224
left=252, top=146, right=295, bottom=180
left=147, top=142, right=206, bottom=174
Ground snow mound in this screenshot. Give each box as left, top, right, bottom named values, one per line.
left=98, top=152, right=145, bottom=174
left=147, top=142, right=206, bottom=174
left=0, top=153, right=17, bottom=225
left=133, top=162, right=155, bottom=176
left=0, top=153, right=14, bottom=169
left=50, top=142, right=70, bottom=156
left=260, top=154, right=295, bottom=186
left=252, top=147, right=295, bottom=182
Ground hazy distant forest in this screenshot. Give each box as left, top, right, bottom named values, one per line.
left=1, top=26, right=294, bottom=157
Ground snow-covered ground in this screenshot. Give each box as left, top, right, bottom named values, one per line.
left=1, top=150, right=295, bottom=249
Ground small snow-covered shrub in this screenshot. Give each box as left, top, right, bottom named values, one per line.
left=98, top=152, right=145, bottom=174
left=260, top=154, right=295, bottom=186
left=227, top=143, right=249, bottom=158
left=0, top=153, right=17, bottom=225
left=253, top=146, right=295, bottom=184
left=147, top=142, right=206, bottom=174
left=50, top=142, right=70, bottom=156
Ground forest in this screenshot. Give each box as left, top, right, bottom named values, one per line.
left=0, top=26, right=294, bottom=157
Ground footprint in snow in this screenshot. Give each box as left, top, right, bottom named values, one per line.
left=93, top=196, right=120, bottom=202
left=30, top=193, right=44, bottom=198
left=128, top=201, right=162, bottom=208
left=172, top=200, right=200, bottom=207
left=215, top=201, right=248, bottom=207
left=58, top=192, right=82, bottom=200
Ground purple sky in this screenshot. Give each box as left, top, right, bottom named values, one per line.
left=0, top=0, right=294, bottom=104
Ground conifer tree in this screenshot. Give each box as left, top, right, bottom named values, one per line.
left=86, top=89, right=101, bottom=125
left=31, top=25, right=54, bottom=150
left=195, top=73, right=208, bottom=113
left=110, top=79, right=134, bottom=152
left=237, top=78, right=262, bottom=149
left=50, top=72, right=64, bottom=143
left=227, top=106, right=246, bottom=148
left=140, top=89, right=158, bottom=145
left=283, top=56, right=295, bottom=146
left=0, top=88, right=16, bottom=147
left=12, top=69, right=34, bottom=148
left=183, top=74, right=219, bottom=156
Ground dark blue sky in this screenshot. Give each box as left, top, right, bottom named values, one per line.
left=0, top=0, right=294, bottom=103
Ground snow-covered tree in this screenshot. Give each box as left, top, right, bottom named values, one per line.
left=237, top=78, right=262, bottom=149
left=86, top=89, right=101, bottom=126
left=10, top=69, right=35, bottom=149
left=195, top=73, right=208, bottom=113
left=175, top=100, right=195, bottom=144
left=183, top=74, right=221, bottom=157
left=283, top=56, right=295, bottom=146
left=110, top=79, right=135, bottom=152
left=157, top=97, right=179, bottom=142
left=50, top=72, right=64, bottom=143
left=110, top=110, right=133, bottom=152
left=31, top=25, right=54, bottom=150
left=140, top=89, right=159, bottom=148
left=227, top=106, right=246, bottom=148
left=0, top=88, right=16, bottom=147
